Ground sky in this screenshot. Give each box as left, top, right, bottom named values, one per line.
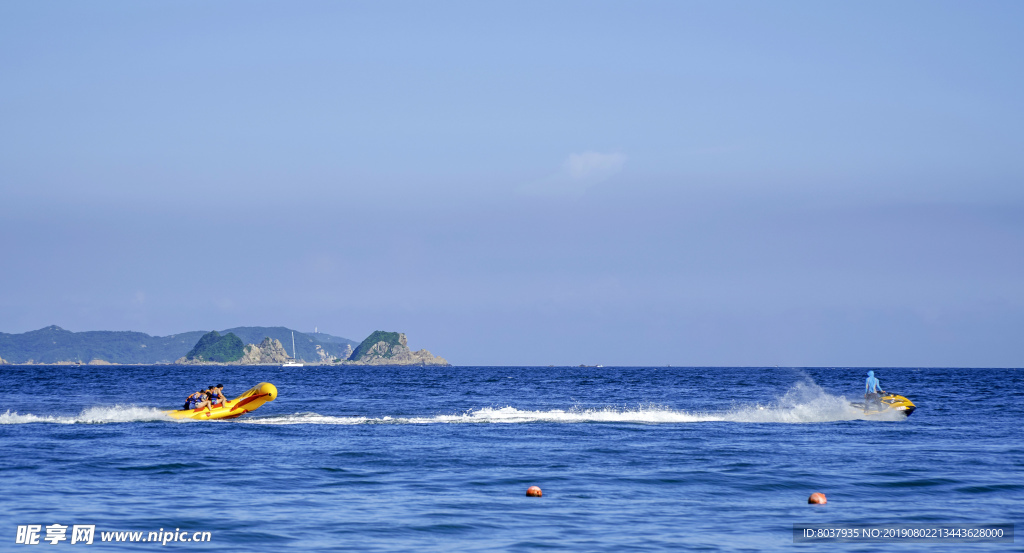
left=1, top=1, right=1022, bottom=366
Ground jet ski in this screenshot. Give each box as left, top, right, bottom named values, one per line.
left=166, top=382, right=277, bottom=420
left=850, top=393, right=915, bottom=417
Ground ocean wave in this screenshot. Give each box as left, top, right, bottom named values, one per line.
left=0, top=405, right=173, bottom=424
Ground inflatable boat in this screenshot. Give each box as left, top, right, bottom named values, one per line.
left=166, top=382, right=278, bottom=420
left=850, top=393, right=915, bottom=417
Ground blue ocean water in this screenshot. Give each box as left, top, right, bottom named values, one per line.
left=1, top=366, right=1020, bottom=551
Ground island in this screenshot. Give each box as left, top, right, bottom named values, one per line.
left=0, top=325, right=357, bottom=365
left=175, top=329, right=447, bottom=365
left=0, top=325, right=447, bottom=366
left=177, top=331, right=246, bottom=363
left=175, top=333, right=294, bottom=365
left=341, top=331, right=448, bottom=366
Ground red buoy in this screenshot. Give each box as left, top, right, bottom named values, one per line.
left=526, top=486, right=542, bottom=497
left=808, top=493, right=827, bottom=504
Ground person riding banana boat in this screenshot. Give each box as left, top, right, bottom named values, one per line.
left=168, top=382, right=278, bottom=420
left=183, top=387, right=213, bottom=411
left=851, top=370, right=916, bottom=416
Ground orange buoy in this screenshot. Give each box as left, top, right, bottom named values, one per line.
left=526, top=486, right=542, bottom=497
left=808, top=493, right=827, bottom=504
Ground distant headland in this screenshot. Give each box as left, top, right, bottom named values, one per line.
left=0, top=326, right=448, bottom=366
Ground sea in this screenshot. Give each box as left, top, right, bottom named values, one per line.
left=1, top=365, right=1020, bottom=551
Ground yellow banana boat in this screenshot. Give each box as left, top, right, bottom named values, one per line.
left=166, top=382, right=278, bottom=420
left=851, top=393, right=916, bottom=417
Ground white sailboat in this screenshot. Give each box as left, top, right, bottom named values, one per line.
left=282, top=331, right=304, bottom=367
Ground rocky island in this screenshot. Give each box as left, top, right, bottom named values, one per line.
left=239, top=337, right=292, bottom=364
left=342, top=331, right=448, bottom=366
left=173, top=329, right=447, bottom=366
left=176, top=331, right=246, bottom=363
left=176, top=332, right=295, bottom=365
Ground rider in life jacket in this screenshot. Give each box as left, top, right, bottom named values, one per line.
left=184, top=388, right=214, bottom=411
left=208, top=384, right=226, bottom=407
left=183, top=389, right=205, bottom=410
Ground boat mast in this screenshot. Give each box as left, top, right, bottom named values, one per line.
left=291, top=331, right=296, bottom=360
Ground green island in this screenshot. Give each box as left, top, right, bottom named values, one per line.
left=342, top=330, right=448, bottom=365
left=348, top=331, right=403, bottom=360
left=185, top=331, right=245, bottom=363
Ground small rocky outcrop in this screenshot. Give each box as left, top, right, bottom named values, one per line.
left=238, top=338, right=292, bottom=364
left=346, top=331, right=448, bottom=366
left=0, top=355, right=7, bottom=365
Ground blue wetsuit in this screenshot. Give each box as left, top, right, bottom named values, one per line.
left=865, top=371, right=882, bottom=394
left=864, top=371, right=884, bottom=410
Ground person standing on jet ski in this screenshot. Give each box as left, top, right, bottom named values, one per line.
left=865, top=370, right=886, bottom=411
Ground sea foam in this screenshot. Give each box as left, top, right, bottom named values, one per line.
left=0, top=405, right=173, bottom=424
left=1, top=378, right=905, bottom=425
left=239, top=379, right=905, bottom=425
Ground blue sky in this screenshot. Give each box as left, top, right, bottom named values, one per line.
left=2, top=1, right=1022, bottom=366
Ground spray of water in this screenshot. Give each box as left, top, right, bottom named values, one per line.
left=0, top=405, right=173, bottom=424
left=241, top=378, right=905, bottom=425
left=1, top=376, right=906, bottom=425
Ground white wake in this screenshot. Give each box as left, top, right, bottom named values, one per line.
left=1, top=379, right=906, bottom=425
left=240, top=380, right=905, bottom=425
left=0, top=405, right=173, bottom=424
